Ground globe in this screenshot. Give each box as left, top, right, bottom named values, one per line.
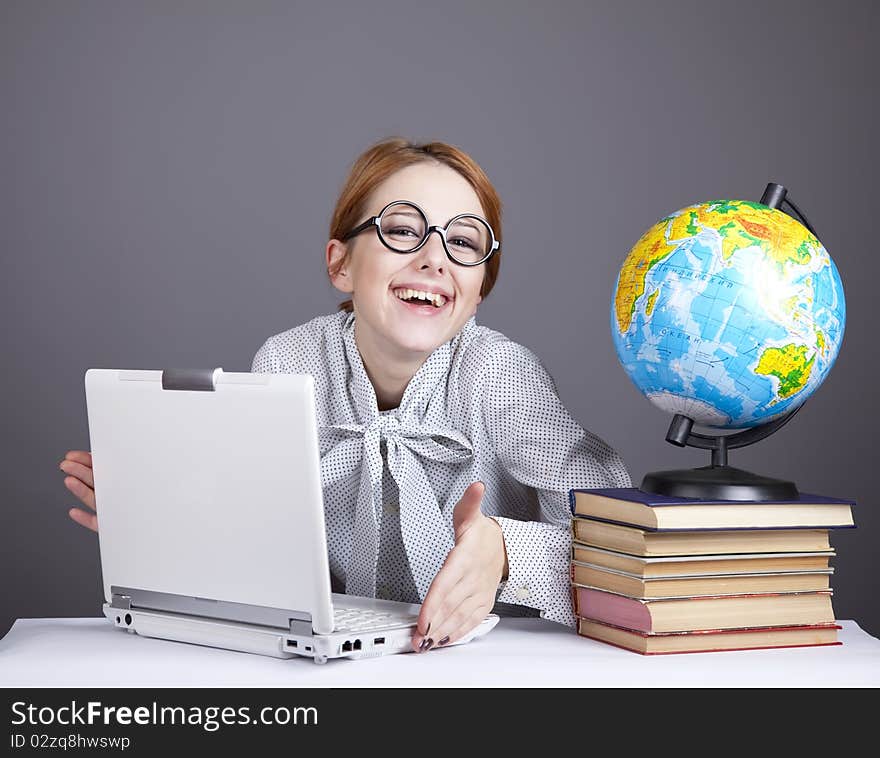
left=611, top=198, right=846, bottom=431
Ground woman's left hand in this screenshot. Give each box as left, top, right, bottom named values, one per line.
left=411, top=481, right=507, bottom=653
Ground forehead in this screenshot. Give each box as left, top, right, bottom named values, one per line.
left=367, top=162, right=485, bottom=222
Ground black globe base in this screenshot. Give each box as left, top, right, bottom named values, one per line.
left=640, top=465, right=799, bottom=502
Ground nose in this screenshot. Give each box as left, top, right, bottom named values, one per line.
left=414, top=228, right=447, bottom=272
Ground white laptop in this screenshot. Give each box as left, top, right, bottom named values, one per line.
left=84, top=367, right=498, bottom=664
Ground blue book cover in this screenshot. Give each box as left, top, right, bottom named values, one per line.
left=569, top=487, right=856, bottom=508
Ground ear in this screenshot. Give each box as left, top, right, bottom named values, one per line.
left=326, top=239, right=354, bottom=294
left=472, top=293, right=482, bottom=316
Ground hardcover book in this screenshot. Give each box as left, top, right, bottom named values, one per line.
left=571, top=561, right=832, bottom=598
left=571, top=518, right=833, bottom=556
left=577, top=619, right=842, bottom=655
left=570, top=543, right=836, bottom=577
left=573, top=585, right=836, bottom=633
left=569, top=488, right=856, bottom=531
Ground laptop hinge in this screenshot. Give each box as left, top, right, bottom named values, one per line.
left=289, top=619, right=314, bottom=636
left=110, top=592, right=132, bottom=610
left=110, top=585, right=312, bottom=632
left=161, top=368, right=223, bottom=392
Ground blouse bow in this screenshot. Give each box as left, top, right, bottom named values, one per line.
left=320, top=416, right=472, bottom=599
left=318, top=313, right=476, bottom=600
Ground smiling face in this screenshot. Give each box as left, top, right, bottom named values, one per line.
left=327, top=161, right=487, bottom=365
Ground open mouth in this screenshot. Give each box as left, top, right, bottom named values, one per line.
left=391, top=287, right=450, bottom=312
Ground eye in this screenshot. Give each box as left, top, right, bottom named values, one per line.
left=387, top=226, right=420, bottom=238
left=449, top=236, right=478, bottom=250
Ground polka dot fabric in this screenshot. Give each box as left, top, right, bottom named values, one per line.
left=251, top=311, right=631, bottom=628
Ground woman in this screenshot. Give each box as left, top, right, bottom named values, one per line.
left=60, top=137, right=632, bottom=653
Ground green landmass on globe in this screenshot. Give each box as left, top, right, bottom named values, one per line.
left=611, top=199, right=846, bottom=430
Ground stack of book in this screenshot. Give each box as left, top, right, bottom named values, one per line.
left=568, top=487, right=856, bottom=655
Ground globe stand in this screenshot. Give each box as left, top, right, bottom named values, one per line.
left=640, top=181, right=819, bottom=502
left=640, top=408, right=802, bottom=501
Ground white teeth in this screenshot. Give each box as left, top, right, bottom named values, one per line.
left=393, top=288, right=448, bottom=308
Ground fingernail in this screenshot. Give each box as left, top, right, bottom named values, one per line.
left=439, top=636, right=450, bottom=646
left=424, top=638, right=434, bottom=651
left=420, top=621, right=431, bottom=637
left=418, top=638, right=429, bottom=652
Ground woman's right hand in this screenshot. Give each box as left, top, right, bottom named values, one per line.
left=60, top=450, right=98, bottom=532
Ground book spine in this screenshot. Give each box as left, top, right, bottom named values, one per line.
left=573, top=514, right=857, bottom=533
left=569, top=487, right=857, bottom=508
left=577, top=628, right=843, bottom=656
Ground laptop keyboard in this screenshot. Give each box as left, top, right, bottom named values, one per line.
left=332, top=606, right=419, bottom=633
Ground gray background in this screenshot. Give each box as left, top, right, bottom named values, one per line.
left=2, top=0, right=877, bottom=641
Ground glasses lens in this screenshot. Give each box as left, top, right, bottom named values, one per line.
left=446, top=216, right=493, bottom=264
left=379, top=203, right=426, bottom=252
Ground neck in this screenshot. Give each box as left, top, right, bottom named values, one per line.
left=353, top=322, right=430, bottom=412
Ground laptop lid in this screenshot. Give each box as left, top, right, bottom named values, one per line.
left=84, top=368, right=335, bottom=635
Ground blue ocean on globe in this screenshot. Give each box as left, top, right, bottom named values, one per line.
left=611, top=199, right=846, bottom=430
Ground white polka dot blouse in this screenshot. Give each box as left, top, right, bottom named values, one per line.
left=251, top=311, right=632, bottom=628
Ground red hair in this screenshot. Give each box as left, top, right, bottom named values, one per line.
left=328, top=137, right=502, bottom=312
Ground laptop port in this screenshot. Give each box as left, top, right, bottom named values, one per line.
left=286, top=639, right=298, bottom=648
left=373, top=637, right=385, bottom=645
left=353, top=639, right=362, bottom=651
left=342, top=640, right=352, bottom=653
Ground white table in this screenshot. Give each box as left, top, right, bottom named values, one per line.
left=2, top=617, right=879, bottom=687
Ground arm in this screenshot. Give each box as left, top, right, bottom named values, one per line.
left=482, top=341, right=632, bottom=627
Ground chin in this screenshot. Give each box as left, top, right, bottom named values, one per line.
left=392, top=327, right=453, bottom=356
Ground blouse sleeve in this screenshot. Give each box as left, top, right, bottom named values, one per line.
left=251, top=336, right=280, bottom=374
left=480, top=340, right=632, bottom=627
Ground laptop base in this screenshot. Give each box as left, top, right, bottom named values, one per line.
left=102, top=604, right=498, bottom=664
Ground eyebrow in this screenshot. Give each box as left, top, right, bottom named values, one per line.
left=383, top=210, right=423, bottom=220
left=449, top=219, right=482, bottom=233
left=382, top=207, right=486, bottom=229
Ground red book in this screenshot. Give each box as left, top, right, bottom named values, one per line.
left=573, top=585, right=836, bottom=633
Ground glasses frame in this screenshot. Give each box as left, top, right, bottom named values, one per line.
left=341, top=200, right=500, bottom=267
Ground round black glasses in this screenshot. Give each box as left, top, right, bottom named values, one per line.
left=341, top=200, right=500, bottom=267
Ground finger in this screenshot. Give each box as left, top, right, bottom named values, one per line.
left=430, top=595, right=489, bottom=651
left=68, top=506, right=98, bottom=533
left=410, top=620, right=431, bottom=653
left=411, top=573, right=475, bottom=652
left=63, top=450, right=93, bottom=467
left=59, top=459, right=94, bottom=489
left=412, top=550, right=470, bottom=648
left=453, top=481, right=485, bottom=540
left=64, top=475, right=97, bottom=511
